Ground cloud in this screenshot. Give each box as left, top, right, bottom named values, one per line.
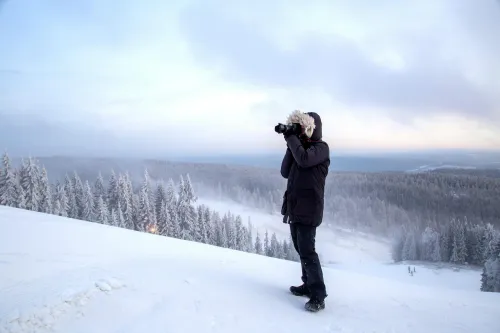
left=179, top=0, right=500, bottom=122
left=0, top=0, right=499, bottom=157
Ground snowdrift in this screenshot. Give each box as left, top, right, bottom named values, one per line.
left=1, top=205, right=499, bottom=333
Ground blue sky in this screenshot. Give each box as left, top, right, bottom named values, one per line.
left=1, top=0, right=499, bottom=157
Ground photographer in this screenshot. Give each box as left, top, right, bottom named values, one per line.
left=276, top=110, right=330, bottom=312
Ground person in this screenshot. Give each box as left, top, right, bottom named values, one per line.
left=280, top=111, right=330, bottom=312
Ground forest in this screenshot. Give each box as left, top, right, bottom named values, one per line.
left=0, top=153, right=299, bottom=263
left=2, top=153, right=500, bottom=292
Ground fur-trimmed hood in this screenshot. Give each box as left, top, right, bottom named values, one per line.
left=285, top=110, right=323, bottom=141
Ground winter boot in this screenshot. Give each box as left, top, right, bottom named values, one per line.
left=304, top=297, right=325, bottom=312
left=290, top=284, right=310, bottom=297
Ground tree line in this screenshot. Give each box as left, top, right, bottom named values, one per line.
left=391, top=217, right=500, bottom=292
left=0, top=153, right=299, bottom=262
left=197, top=170, right=500, bottom=237
left=23, top=156, right=500, bottom=236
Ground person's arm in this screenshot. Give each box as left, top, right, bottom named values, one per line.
left=285, top=135, right=329, bottom=168
left=280, top=148, right=294, bottom=178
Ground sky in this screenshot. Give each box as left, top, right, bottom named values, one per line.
left=1, top=0, right=499, bottom=158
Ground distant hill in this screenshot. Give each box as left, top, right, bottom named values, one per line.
left=164, top=150, right=500, bottom=172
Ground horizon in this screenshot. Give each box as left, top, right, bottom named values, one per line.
left=1, top=0, right=500, bottom=157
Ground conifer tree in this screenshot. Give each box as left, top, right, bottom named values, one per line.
left=254, top=232, right=263, bottom=255
left=246, top=217, right=254, bottom=253
left=109, top=208, right=119, bottom=227
left=138, top=187, right=152, bottom=232
left=64, top=174, right=78, bottom=219
left=177, top=175, right=196, bottom=240
left=0, top=152, right=17, bottom=207
left=157, top=200, right=169, bottom=236
left=95, top=196, right=108, bottom=224
left=94, top=172, right=106, bottom=205
left=82, top=180, right=94, bottom=221
left=17, top=182, right=26, bottom=210
left=224, top=213, right=236, bottom=249
left=20, top=157, right=41, bottom=212
left=155, top=182, right=167, bottom=220
left=38, top=167, right=52, bottom=214
left=264, top=230, right=270, bottom=256
left=72, top=171, right=84, bottom=218
left=450, top=219, right=467, bottom=264
left=118, top=173, right=134, bottom=230
left=270, top=233, right=281, bottom=258
left=117, top=202, right=126, bottom=228
left=141, top=169, right=156, bottom=226
left=131, top=193, right=140, bottom=230
left=194, top=205, right=208, bottom=243
left=203, top=206, right=214, bottom=245
left=107, top=170, right=119, bottom=211
left=53, top=181, right=69, bottom=217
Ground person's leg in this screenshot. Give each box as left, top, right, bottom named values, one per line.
left=289, top=223, right=310, bottom=296
left=296, top=224, right=327, bottom=301
left=290, top=223, right=307, bottom=283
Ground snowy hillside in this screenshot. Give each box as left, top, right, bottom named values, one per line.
left=1, top=206, right=499, bottom=333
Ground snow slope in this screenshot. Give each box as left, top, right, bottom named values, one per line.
left=1, top=206, right=499, bottom=333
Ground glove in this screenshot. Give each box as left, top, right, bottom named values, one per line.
left=283, top=128, right=296, bottom=140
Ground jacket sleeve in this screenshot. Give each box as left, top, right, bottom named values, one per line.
left=280, top=148, right=294, bottom=178
left=285, top=135, right=329, bottom=168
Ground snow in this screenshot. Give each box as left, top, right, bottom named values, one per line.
left=1, top=205, right=499, bottom=333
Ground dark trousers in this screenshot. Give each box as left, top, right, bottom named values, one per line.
left=290, top=223, right=327, bottom=300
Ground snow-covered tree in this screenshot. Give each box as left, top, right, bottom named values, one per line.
left=19, top=157, right=41, bottom=212
left=481, top=231, right=500, bottom=292
left=155, top=182, right=167, bottom=220
left=450, top=219, right=467, bottom=264
left=177, top=175, right=197, bottom=240
left=285, top=235, right=299, bottom=261
left=204, top=206, right=215, bottom=245
left=72, top=171, right=84, bottom=219
left=224, top=213, right=236, bottom=249
left=138, top=187, right=152, bottom=232
left=245, top=218, right=254, bottom=253
left=64, top=174, right=78, bottom=219
left=118, top=172, right=134, bottom=230
left=269, top=233, right=281, bottom=258
left=93, top=172, right=106, bottom=205
left=234, top=215, right=245, bottom=251
left=402, top=230, right=417, bottom=261
left=193, top=204, right=208, bottom=243
left=117, top=202, right=126, bottom=228
left=483, top=224, right=497, bottom=263
left=109, top=208, right=119, bottom=227
left=16, top=181, right=26, bottom=210
left=255, top=232, right=263, bottom=255
left=38, top=167, right=52, bottom=214
left=157, top=200, right=169, bottom=236
left=264, top=230, right=270, bottom=256
left=0, top=152, right=17, bottom=207
left=81, top=180, right=94, bottom=221
left=53, top=181, right=69, bottom=217
left=107, top=170, right=119, bottom=211
left=95, top=196, right=108, bottom=224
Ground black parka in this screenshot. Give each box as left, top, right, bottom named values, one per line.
left=280, top=112, right=330, bottom=227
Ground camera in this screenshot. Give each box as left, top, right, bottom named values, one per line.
left=275, top=123, right=301, bottom=135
